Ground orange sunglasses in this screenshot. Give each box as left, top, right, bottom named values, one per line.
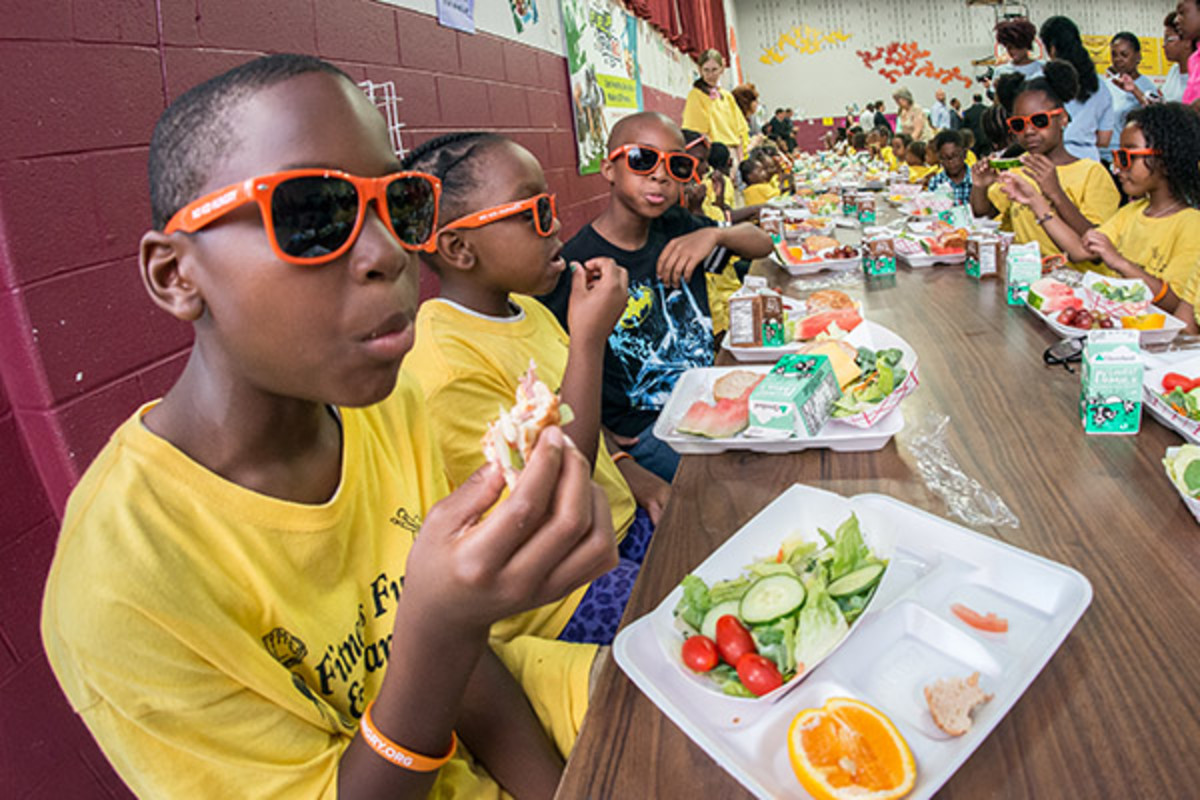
left=1006, top=108, right=1067, bottom=134
left=439, top=193, right=558, bottom=237
left=1112, top=147, right=1161, bottom=169
left=164, top=169, right=442, bottom=265
left=608, top=144, right=698, bottom=182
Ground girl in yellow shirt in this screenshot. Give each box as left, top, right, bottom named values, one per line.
left=970, top=60, right=1119, bottom=269
left=681, top=49, right=749, bottom=160
left=1005, top=103, right=1200, bottom=314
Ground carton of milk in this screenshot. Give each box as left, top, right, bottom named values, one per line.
left=1080, top=329, right=1142, bottom=435
left=862, top=236, right=897, bottom=277
left=1005, top=240, right=1042, bottom=305
left=965, top=234, right=1008, bottom=280
left=746, top=354, right=842, bottom=439
left=727, top=278, right=786, bottom=347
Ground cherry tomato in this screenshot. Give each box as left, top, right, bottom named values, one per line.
left=736, top=654, right=784, bottom=696
left=680, top=635, right=719, bottom=672
left=1164, top=373, right=1199, bottom=393
left=714, top=615, right=756, bottom=666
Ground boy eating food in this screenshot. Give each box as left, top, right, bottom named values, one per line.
left=40, top=54, right=617, bottom=799
left=538, top=112, right=773, bottom=480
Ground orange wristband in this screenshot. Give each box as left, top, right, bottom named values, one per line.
left=1152, top=280, right=1169, bottom=304
left=611, top=451, right=634, bottom=464
left=360, top=701, right=456, bottom=772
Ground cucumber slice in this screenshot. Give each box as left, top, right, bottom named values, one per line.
left=739, top=574, right=806, bottom=625
left=827, top=563, right=885, bottom=597
left=700, top=600, right=742, bottom=640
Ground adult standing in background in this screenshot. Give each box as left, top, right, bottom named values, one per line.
left=1178, top=0, right=1200, bottom=106
left=948, top=98, right=964, bottom=130
left=858, top=103, right=873, bottom=131
left=962, top=94, right=990, bottom=155
left=994, top=18, right=1044, bottom=80
left=683, top=49, right=749, bottom=162
left=872, top=101, right=892, bottom=133
left=733, top=83, right=768, bottom=139
left=894, top=87, right=930, bottom=142
left=930, top=89, right=951, bottom=131
left=1161, top=12, right=1195, bottom=103
left=1105, top=33, right=1159, bottom=154
left=1040, top=16, right=1113, bottom=162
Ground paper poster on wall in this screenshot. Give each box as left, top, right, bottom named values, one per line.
left=561, top=0, right=643, bottom=175
left=510, top=0, right=539, bottom=33
left=437, top=0, right=475, bottom=34
left=760, top=23, right=851, bottom=66
left=857, top=41, right=972, bottom=88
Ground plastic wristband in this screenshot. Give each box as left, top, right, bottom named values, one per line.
left=611, top=451, right=634, bottom=465
left=1153, top=280, right=1170, bottom=304
left=360, top=701, right=456, bottom=772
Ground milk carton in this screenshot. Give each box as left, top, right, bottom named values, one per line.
left=1005, top=241, right=1041, bottom=305
left=964, top=234, right=1009, bottom=280
left=841, top=187, right=858, bottom=217
left=727, top=278, right=786, bottom=347
left=1080, top=329, right=1142, bottom=435
left=862, top=236, right=897, bottom=277
left=746, top=354, right=842, bottom=439
left=857, top=194, right=877, bottom=225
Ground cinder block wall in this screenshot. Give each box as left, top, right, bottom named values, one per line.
left=0, top=1, right=685, bottom=796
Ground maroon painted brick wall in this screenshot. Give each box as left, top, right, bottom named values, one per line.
left=0, top=1, right=688, bottom=796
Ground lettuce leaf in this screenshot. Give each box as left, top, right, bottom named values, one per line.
left=675, top=575, right=711, bottom=631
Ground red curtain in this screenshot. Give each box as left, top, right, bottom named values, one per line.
left=625, top=0, right=728, bottom=64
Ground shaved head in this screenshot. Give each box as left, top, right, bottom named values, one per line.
left=606, top=111, right=684, bottom=151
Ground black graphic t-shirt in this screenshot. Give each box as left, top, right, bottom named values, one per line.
left=539, top=206, right=729, bottom=437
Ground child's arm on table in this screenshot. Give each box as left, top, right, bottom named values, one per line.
left=657, top=223, right=774, bottom=288
left=337, top=428, right=616, bottom=800
left=1079, top=228, right=1178, bottom=309
left=561, top=258, right=628, bottom=467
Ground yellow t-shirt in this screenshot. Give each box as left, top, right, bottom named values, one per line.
left=402, top=296, right=637, bottom=640
left=965, top=151, right=978, bottom=168
left=988, top=158, right=1120, bottom=270
left=743, top=182, right=780, bottom=206
left=1096, top=200, right=1200, bottom=300
left=906, top=164, right=937, bottom=182
left=881, top=146, right=898, bottom=171
left=700, top=173, right=729, bottom=224
left=681, top=86, right=750, bottom=151
left=41, top=376, right=594, bottom=799
left=1182, top=259, right=1200, bottom=306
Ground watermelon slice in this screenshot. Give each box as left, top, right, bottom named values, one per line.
left=796, top=308, right=863, bottom=340
left=676, top=396, right=750, bottom=438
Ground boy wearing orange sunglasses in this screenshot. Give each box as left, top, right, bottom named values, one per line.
left=401, top=131, right=674, bottom=645
left=41, top=54, right=617, bottom=800
left=538, top=111, right=773, bottom=481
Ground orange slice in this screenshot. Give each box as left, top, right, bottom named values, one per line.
left=787, top=697, right=916, bottom=800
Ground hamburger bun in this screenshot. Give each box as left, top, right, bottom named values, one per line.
left=712, top=370, right=764, bottom=401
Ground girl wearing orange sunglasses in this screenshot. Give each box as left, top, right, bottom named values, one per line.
left=1004, top=103, right=1200, bottom=329
left=969, top=60, right=1120, bottom=269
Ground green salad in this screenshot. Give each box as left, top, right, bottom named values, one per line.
left=832, top=347, right=907, bottom=418
left=673, top=514, right=887, bottom=697
left=1091, top=279, right=1147, bottom=304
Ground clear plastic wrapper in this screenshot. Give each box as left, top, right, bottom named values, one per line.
left=782, top=270, right=864, bottom=294
left=905, top=413, right=1020, bottom=529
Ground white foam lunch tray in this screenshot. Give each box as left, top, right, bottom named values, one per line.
left=614, top=484, right=1093, bottom=800
left=1143, top=350, right=1200, bottom=443
left=1024, top=299, right=1185, bottom=347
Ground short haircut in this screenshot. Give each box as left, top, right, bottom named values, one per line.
left=400, top=131, right=509, bottom=231
left=893, top=132, right=912, bottom=146
left=707, top=142, right=731, bottom=171
left=1111, top=31, right=1140, bottom=52
left=973, top=93, right=983, bottom=102
left=738, top=159, right=759, bottom=184
left=907, top=141, right=926, bottom=160
left=775, top=107, right=785, bottom=115
left=851, top=132, right=867, bottom=149
left=961, top=128, right=976, bottom=147
left=605, top=110, right=681, bottom=151
left=148, top=53, right=352, bottom=230
left=933, top=129, right=963, bottom=151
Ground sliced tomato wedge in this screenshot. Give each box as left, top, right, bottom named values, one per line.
left=951, top=603, right=1009, bottom=633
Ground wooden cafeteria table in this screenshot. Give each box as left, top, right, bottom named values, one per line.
left=558, top=258, right=1200, bottom=799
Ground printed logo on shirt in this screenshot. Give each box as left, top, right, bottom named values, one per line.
left=389, top=506, right=422, bottom=534
left=259, top=570, right=407, bottom=730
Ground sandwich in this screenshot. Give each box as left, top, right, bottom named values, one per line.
left=482, top=362, right=570, bottom=489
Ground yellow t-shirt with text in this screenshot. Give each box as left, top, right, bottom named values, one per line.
left=41, top=376, right=595, bottom=799
left=402, top=295, right=637, bottom=641
left=1096, top=199, right=1200, bottom=301
left=988, top=158, right=1120, bottom=270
